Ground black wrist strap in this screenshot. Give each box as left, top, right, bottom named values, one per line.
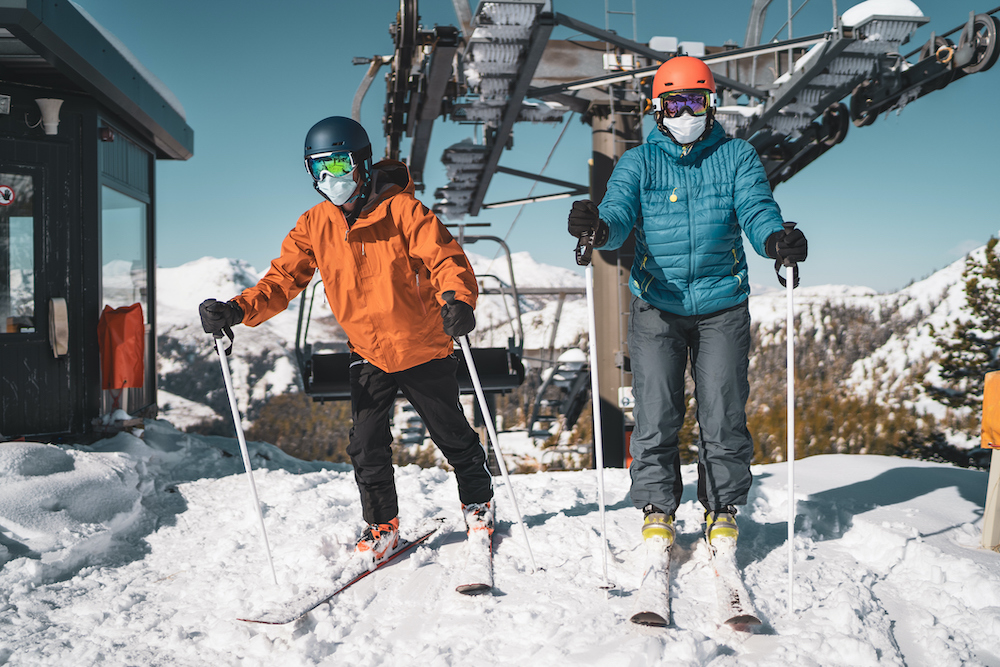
left=775, top=258, right=799, bottom=288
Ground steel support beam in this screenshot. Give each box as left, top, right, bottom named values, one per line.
left=468, top=12, right=556, bottom=216
left=408, top=26, right=459, bottom=190
left=528, top=63, right=769, bottom=101
left=495, top=165, right=587, bottom=191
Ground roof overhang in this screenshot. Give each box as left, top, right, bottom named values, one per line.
left=0, top=0, right=193, bottom=160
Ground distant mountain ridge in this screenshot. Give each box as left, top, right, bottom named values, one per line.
left=155, top=244, right=980, bottom=439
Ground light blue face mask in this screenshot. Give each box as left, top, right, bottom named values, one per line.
left=316, top=169, right=358, bottom=206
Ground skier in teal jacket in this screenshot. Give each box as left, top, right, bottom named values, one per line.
left=567, top=57, right=808, bottom=555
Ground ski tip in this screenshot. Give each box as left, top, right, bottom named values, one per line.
left=725, top=614, right=762, bottom=632
left=630, top=611, right=669, bottom=627
left=455, top=583, right=492, bottom=595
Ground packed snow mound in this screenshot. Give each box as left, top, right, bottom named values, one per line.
left=0, top=441, right=142, bottom=554
left=842, top=0, right=923, bottom=27
left=0, top=420, right=997, bottom=665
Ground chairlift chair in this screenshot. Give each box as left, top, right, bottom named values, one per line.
left=293, top=234, right=526, bottom=402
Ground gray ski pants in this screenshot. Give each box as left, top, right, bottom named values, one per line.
left=627, top=296, right=754, bottom=516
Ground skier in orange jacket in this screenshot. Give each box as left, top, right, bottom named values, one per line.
left=199, top=117, right=494, bottom=562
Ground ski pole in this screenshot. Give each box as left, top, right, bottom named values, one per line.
left=444, top=294, right=537, bottom=573
left=778, top=221, right=799, bottom=614
left=214, top=332, right=278, bottom=586
left=577, top=231, right=613, bottom=590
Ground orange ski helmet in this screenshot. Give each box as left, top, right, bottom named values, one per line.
left=652, top=56, right=716, bottom=97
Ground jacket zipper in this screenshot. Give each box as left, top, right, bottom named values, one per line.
left=684, top=165, right=696, bottom=311
left=415, top=272, right=427, bottom=315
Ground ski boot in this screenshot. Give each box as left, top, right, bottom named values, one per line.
left=642, top=504, right=675, bottom=548
left=462, top=500, right=495, bottom=537
left=705, top=506, right=739, bottom=547
left=356, top=517, right=400, bottom=563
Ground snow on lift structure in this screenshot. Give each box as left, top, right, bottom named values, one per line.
left=292, top=226, right=526, bottom=402
left=730, top=2, right=1000, bottom=187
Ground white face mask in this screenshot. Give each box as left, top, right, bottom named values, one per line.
left=316, top=169, right=358, bottom=206
left=662, top=114, right=707, bottom=145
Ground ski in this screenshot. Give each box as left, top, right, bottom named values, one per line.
left=630, top=538, right=671, bottom=626
left=455, top=527, right=493, bottom=594
left=238, top=520, right=443, bottom=625
left=708, top=537, right=761, bottom=631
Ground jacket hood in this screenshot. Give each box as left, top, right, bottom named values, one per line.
left=647, top=121, right=727, bottom=161
left=363, top=160, right=412, bottom=212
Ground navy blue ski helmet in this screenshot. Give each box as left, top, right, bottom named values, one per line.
left=303, top=116, right=372, bottom=168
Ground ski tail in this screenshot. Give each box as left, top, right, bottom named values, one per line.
left=709, top=537, right=761, bottom=630
left=455, top=519, right=494, bottom=594
left=630, top=537, right=671, bottom=626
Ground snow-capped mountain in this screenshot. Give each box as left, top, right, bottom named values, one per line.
left=155, top=251, right=589, bottom=429
left=157, top=240, right=982, bottom=435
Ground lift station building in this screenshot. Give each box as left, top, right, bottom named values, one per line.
left=0, top=0, right=193, bottom=440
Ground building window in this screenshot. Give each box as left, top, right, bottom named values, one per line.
left=101, top=185, right=148, bottom=319
left=0, top=173, right=35, bottom=334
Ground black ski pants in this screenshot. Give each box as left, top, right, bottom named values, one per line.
left=348, top=352, right=493, bottom=524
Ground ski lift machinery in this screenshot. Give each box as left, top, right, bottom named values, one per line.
left=341, top=0, right=1000, bottom=460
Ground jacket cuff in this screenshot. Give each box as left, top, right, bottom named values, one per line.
left=229, top=301, right=245, bottom=324
left=594, top=219, right=610, bottom=247
left=765, top=231, right=781, bottom=259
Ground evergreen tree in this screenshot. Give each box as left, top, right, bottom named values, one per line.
left=930, top=236, right=1000, bottom=411
left=246, top=393, right=352, bottom=462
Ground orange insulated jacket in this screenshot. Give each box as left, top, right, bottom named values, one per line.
left=231, top=160, right=478, bottom=373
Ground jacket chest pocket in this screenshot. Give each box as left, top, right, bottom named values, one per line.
left=350, top=230, right=380, bottom=278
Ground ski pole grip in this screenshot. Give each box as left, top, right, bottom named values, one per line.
left=442, top=290, right=456, bottom=306
left=781, top=221, right=797, bottom=267
left=774, top=221, right=800, bottom=287
left=575, top=232, right=594, bottom=267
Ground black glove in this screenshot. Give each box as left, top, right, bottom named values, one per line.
left=567, top=200, right=609, bottom=246
left=441, top=291, right=476, bottom=338
left=199, top=299, right=244, bottom=341
left=766, top=228, right=808, bottom=264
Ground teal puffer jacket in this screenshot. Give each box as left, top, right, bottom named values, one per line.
left=598, top=122, right=784, bottom=316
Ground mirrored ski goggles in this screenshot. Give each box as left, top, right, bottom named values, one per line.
left=306, top=151, right=355, bottom=180
left=653, top=90, right=715, bottom=118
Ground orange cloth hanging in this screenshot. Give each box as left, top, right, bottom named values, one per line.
left=97, top=303, right=145, bottom=390
left=983, top=371, right=1000, bottom=449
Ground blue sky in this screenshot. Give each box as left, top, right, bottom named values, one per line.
left=78, top=0, right=1000, bottom=293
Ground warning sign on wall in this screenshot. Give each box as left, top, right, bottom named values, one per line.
left=0, top=185, right=14, bottom=206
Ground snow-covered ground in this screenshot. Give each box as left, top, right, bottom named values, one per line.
left=1, top=420, right=997, bottom=666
